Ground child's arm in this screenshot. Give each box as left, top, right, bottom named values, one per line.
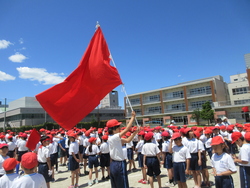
left=198, top=150, right=202, bottom=166
left=121, top=129, right=139, bottom=144
left=212, top=167, right=217, bottom=176
left=119, top=111, right=136, bottom=138
left=185, top=158, right=190, bottom=174
left=168, top=139, right=173, bottom=154
left=143, top=155, right=147, bottom=169
left=161, top=152, right=166, bottom=164
left=216, top=170, right=236, bottom=176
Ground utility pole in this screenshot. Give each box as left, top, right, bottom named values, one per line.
left=3, top=98, right=6, bottom=132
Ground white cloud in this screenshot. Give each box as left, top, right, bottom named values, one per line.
left=0, top=40, right=13, bottom=49
left=9, top=52, right=27, bottom=63
left=19, top=38, right=24, bottom=44
left=0, top=71, right=16, bottom=81
left=178, top=75, right=181, bottom=77
left=16, top=67, right=66, bottom=85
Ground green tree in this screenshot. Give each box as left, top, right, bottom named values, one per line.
left=191, top=108, right=201, bottom=125
left=200, top=101, right=214, bottom=125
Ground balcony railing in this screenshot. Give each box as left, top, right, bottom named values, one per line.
left=187, top=92, right=212, bottom=98
left=143, top=99, right=160, bottom=104
left=144, top=111, right=161, bottom=115
left=164, top=108, right=186, bottom=113
left=163, top=96, right=184, bottom=101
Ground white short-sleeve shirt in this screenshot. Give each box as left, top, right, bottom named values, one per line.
left=135, top=140, right=144, bottom=153
left=172, top=145, right=191, bottom=163
left=0, top=155, right=9, bottom=175
left=238, top=143, right=250, bottom=166
left=11, top=173, right=46, bottom=188
left=141, top=142, right=160, bottom=156
left=17, top=140, right=28, bottom=152
left=37, top=146, right=50, bottom=163
left=108, top=133, right=124, bottom=161
left=0, top=173, right=19, bottom=188
left=162, top=140, right=170, bottom=153
left=69, top=141, right=79, bottom=155
left=100, top=142, right=110, bottom=154
left=85, top=144, right=100, bottom=155
left=211, top=152, right=237, bottom=174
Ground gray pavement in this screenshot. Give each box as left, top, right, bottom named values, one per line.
left=50, top=158, right=240, bottom=188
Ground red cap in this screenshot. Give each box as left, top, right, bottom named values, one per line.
left=3, top=158, right=17, bottom=171
left=173, top=129, right=179, bottom=133
left=245, top=132, right=250, bottom=141
left=0, top=143, right=8, bottom=149
left=69, top=133, right=77, bottom=138
left=40, top=128, right=45, bottom=132
left=161, top=131, right=170, bottom=137
left=20, top=133, right=27, bottom=138
left=183, top=125, right=187, bottom=128
left=102, top=135, right=108, bottom=140
left=138, top=131, right=145, bottom=136
left=204, top=129, right=212, bottom=134
left=21, top=152, right=38, bottom=169
left=220, top=126, right=226, bottom=130
left=171, top=133, right=181, bottom=140
left=212, top=126, right=220, bottom=130
left=125, top=132, right=131, bottom=137
left=106, top=119, right=122, bottom=128
left=155, top=126, right=161, bottom=130
left=85, top=131, right=90, bottom=137
left=7, top=135, right=13, bottom=139
left=191, top=126, right=197, bottom=131
left=184, top=128, right=192, bottom=134
left=231, top=132, right=243, bottom=144
left=194, top=131, right=200, bottom=138
left=50, top=131, right=56, bottom=135
left=226, top=127, right=233, bottom=132
left=237, top=124, right=243, bottom=128
left=144, top=132, right=154, bottom=141
left=211, top=136, right=224, bottom=146
left=88, top=137, right=97, bottom=143
left=0, top=135, right=5, bottom=139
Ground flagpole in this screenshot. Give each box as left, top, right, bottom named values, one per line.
left=109, top=52, right=140, bottom=127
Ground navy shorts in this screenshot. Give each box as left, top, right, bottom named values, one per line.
left=189, top=153, right=201, bottom=171
left=50, top=153, right=58, bottom=167
left=88, top=155, right=99, bottom=168
left=79, top=145, right=83, bottom=154
left=65, top=148, right=69, bottom=158
left=69, top=155, right=79, bottom=171
left=201, top=153, right=207, bottom=169
left=239, top=166, right=250, bottom=188
left=215, top=175, right=234, bottom=188
left=59, top=148, right=66, bottom=157
left=18, top=151, right=28, bottom=162
left=173, top=162, right=186, bottom=183
left=138, top=153, right=143, bottom=168
left=127, top=148, right=133, bottom=160
left=110, top=160, right=129, bottom=188
left=145, top=156, right=161, bottom=177
left=205, top=147, right=212, bottom=159
left=100, top=153, right=110, bottom=168
left=164, top=153, right=173, bottom=169
left=7, top=150, right=15, bottom=158
left=82, top=147, right=88, bottom=159
left=38, top=163, right=50, bottom=182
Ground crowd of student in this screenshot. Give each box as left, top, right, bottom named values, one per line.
left=0, top=113, right=249, bottom=188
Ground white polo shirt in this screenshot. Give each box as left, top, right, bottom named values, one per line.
left=8, top=142, right=16, bottom=151
left=162, top=140, right=170, bottom=153
left=17, top=140, right=28, bottom=152
left=204, top=138, right=212, bottom=149
left=108, top=133, right=124, bottom=161
left=141, top=142, right=160, bottom=157
left=184, top=138, right=201, bottom=153
left=0, top=173, right=19, bottom=188
left=69, top=141, right=79, bottom=155
left=211, top=152, right=237, bottom=174
left=135, top=140, right=144, bottom=153
left=0, top=155, right=9, bottom=176
left=11, top=173, right=46, bottom=188
left=238, top=143, right=250, bottom=166
left=85, top=144, right=100, bottom=155
left=172, top=145, right=191, bottom=163
left=37, top=146, right=50, bottom=163
left=100, top=142, right=110, bottom=154
left=126, top=141, right=133, bottom=149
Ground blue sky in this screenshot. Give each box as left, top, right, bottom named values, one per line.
left=0, top=1, right=250, bottom=108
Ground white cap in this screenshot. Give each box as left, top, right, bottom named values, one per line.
left=222, top=117, right=227, bottom=120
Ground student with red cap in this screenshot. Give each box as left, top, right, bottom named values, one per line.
left=100, top=134, right=110, bottom=181
left=0, top=143, right=9, bottom=178
left=232, top=131, right=250, bottom=188
left=85, top=137, right=100, bottom=186
left=169, top=133, right=191, bottom=188
left=11, top=152, right=47, bottom=188
left=142, top=132, right=161, bottom=188
left=106, top=111, right=136, bottom=188
left=16, top=133, right=28, bottom=173
left=0, top=158, right=19, bottom=187
left=211, top=136, right=237, bottom=188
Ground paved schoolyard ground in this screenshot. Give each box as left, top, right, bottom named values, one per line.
left=50, top=158, right=240, bottom=188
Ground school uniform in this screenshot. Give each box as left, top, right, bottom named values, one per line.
left=204, top=137, right=212, bottom=158
left=65, top=137, right=70, bottom=158
left=198, top=139, right=207, bottom=169
left=238, top=143, right=250, bottom=188
left=135, top=140, right=144, bottom=168
left=82, top=137, right=90, bottom=159
left=0, top=155, right=9, bottom=177
left=172, top=145, right=191, bottom=182
left=132, top=134, right=139, bottom=149
left=10, top=173, right=47, bottom=188
left=100, top=142, right=110, bottom=168
left=184, top=137, right=202, bottom=171
left=108, top=133, right=129, bottom=188
left=0, top=173, right=19, bottom=188
left=141, top=142, right=161, bottom=177
left=126, top=141, right=134, bottom=160
left=154, top=132, right=162, bottom=149
left=78, top=135, right=84, bottom=154
left=7, top=142, right=16, bottom=158
left=16, top=140, right=28, bottom=162
left=85, top=144, right=100, bottom=168
left=48, top=141, right=58, bottom=168
left=68, top=141, right=79, bottom=171
left=211, top=152, right=237, bottom=188
left=37, top=145, right=50, bottom=183
left=162, top=140, right=173, bottom=169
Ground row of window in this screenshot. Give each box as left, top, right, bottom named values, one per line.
left=189, top=86, right=211, bottom=95
left=232, top=87, right=249, bottom=95
left=190, top=100, right=212, bottom=109
left=165, top=91, right=184, bottom=99
left=234, top=99, right=250, bottom=105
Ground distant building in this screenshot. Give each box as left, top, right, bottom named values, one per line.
left=100, top=90, right=121, bottom=109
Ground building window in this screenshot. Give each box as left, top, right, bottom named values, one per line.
left=189, top=86, right=211, bottom=96
left=172, top=116, right=184, bottom=123
left=165, top=91, right=183, bottom=99
left=149, top=95, right=160, bottom=101
left=171, top=103, right=185, bottom=110
left=234, top=99, right=250, bottom=105
left=148, top=106, right=161, bottom=113
left=191, top=100, right=212, bottom=109
left=130, top=98, right=140, bottom=105
left=232, top=87, right=249, bottom=95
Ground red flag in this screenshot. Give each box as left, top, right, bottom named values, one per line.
left=242, top=106, right=249, bottom=112
left=36, top=27, right=122, bottom=130
left=26, top=128, right=40, bottom=151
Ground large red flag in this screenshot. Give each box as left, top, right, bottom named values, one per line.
left=36, top=27, right=122, bottom=130
left=26, top=128, right=40, bottom=151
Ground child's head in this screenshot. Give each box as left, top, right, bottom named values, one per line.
left=211, top=136, right=226, bottom=154
left=161, top=131, right=170, bottom=141
left=171, top=133, right=182, bottom=146
left=21, top=152, right=38, bottom=174
left=236, top=124, right=243, bottom=132
left=88, top=137, right=97, bottom=144
left=186, top=129, right=194, bottom=139
left=40, top=135, right=51, bottom=146
left=106, top=119, right=122, bottom=134
left=232, top=132, right=244, bottom=147
left=68, top=133, right=77, bottom=142
left=144, top=132, right=154, bottom=143
left=204, top=129, right=212, bottom=138
left=212, top=127, right=220, bottom=135
left=3, top=158, right=17, bottom=174
left=102, top=135, right=108, bottom=142
left=0, top=143, right=9, bottom=156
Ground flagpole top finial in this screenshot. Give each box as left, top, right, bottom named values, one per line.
left=96, top=21, right=100, bottom=29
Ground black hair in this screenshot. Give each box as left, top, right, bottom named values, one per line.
left=40, top=136, right=49, bottom=142
left=162, top=136, right=171, bottom=141
left=144, top=139, right=152, bottom=144
left=186, top=130, right=193, bottom=139
left=9, top=137, right=13, bottom=142
left=108, top=125, right=120, bottom=135
left=5, top=169, right=14, bottom=174
left=89, top=143, right=92, bottom=153
left=239, top=136, right=245, bottom=142
left=246, top=140, right=250, bottom=144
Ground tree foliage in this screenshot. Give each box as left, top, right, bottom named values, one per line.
left=191, top=108, right=201, bottom=125
left=200, top=101, right=214, bottom=125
